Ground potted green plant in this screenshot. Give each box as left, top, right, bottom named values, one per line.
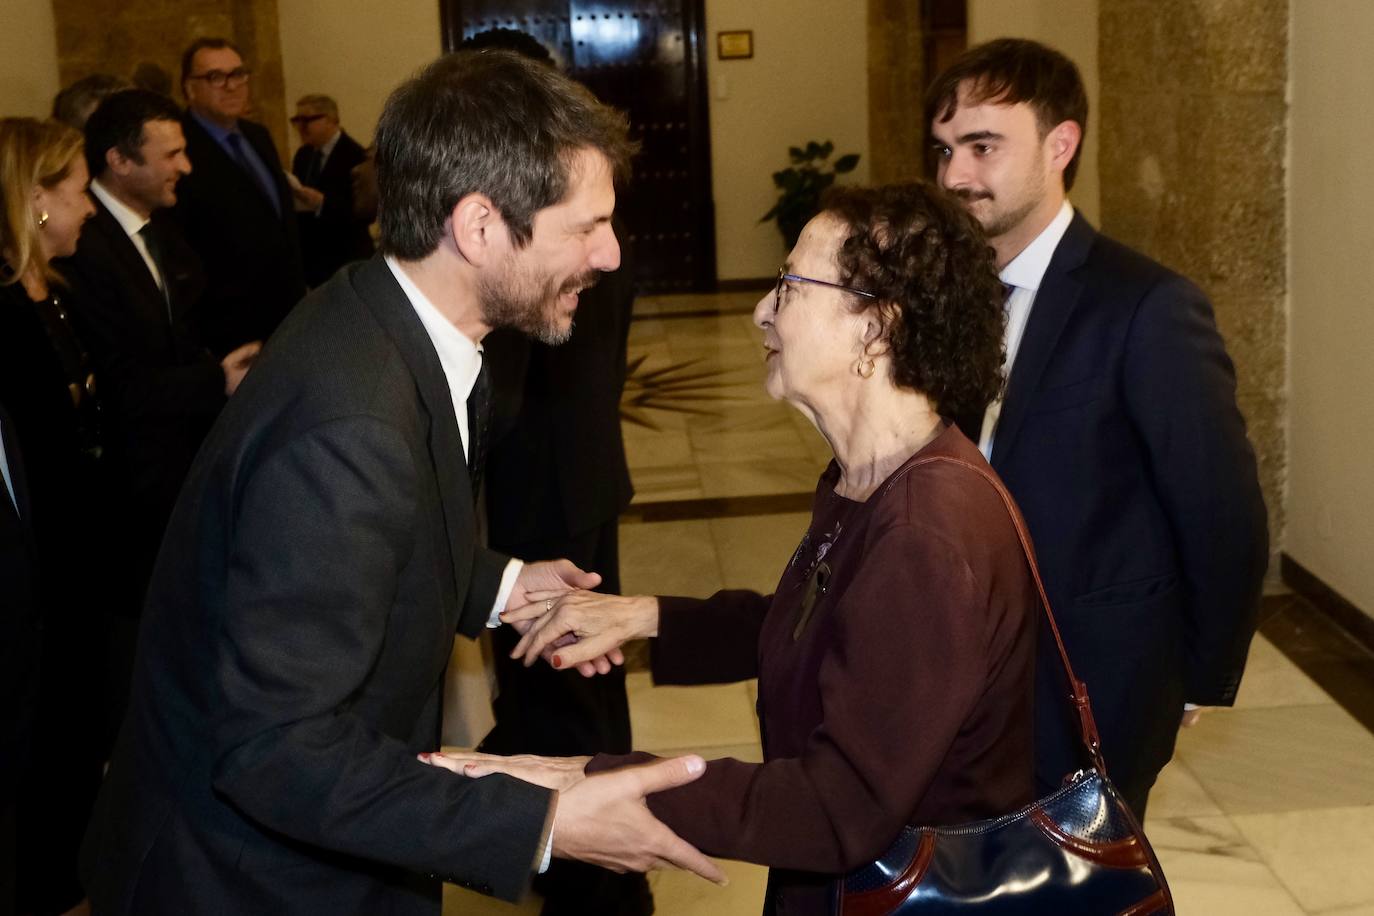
left=760, top=140, right=861, bottom=249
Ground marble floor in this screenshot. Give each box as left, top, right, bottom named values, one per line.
left=446, top=292, right=1374, bottom=915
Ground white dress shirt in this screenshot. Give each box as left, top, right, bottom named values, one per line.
left=383, top=258, right=523, bottom=628
left=90, top=179, right=163, bottom=291
left=316, top=129, right=342, bottom=172
left=977, top=200, right=1075, bottom=459
left=0, top=418, right=17, bottom=515
left=387, top=258, right=558, bottom=872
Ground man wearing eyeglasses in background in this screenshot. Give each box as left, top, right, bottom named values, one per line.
left=289, top=94, right=374, bottom=287
left=177, top=37, right=305, bottom=357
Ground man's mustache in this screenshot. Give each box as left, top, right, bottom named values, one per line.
left=560, top=270, right=602, bottom=295
left=950, top=187, right=994, bottom=203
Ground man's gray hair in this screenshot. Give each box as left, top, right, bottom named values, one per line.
left=296, top=94, right=339, bottom=121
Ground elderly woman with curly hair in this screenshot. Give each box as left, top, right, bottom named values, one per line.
left=427, top=182, right=1038, bottom=915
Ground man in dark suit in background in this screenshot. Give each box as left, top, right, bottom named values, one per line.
left=80, top=50, right=722, bottom=915
left=481, top=226, right=641, bottom=914
left=928, top=38, right=1268, bottom=818
left=289, top=93, right=374, bottom=286
left=59, top=88, right=261, bottom=754
left=176, top=37, right=305, bottom=355
left=458, top=27, right=646, bottom=916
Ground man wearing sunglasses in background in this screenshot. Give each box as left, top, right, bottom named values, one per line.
left=177, top=37, right=306, bottom=357
left=289, top=94, right=374, bottom=287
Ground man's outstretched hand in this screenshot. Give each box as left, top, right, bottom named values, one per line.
left=553, top=755, right=725, bottom=882
left=421, top=751, right=726, bottom=884
left=504, top=560, right=624, bottom=676
left=506, top=559, right=602, bottom=611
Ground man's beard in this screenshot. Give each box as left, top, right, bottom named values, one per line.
left=479, top=261, right=601, bottom=346
left=950, top=186, right=1041, bottom=240
left=949, top=149, right=1048, bottom=240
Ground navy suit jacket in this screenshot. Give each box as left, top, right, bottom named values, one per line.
left=80, top=257, right=551, bottom=914
left=970, top=211, right=1268, bottom=806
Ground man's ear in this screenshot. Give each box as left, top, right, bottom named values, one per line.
left=1047, top=120, right=1082, bottom=177
left=106, top=145, right=132, bottom=179
left=450, top=192, right=503, bottom=267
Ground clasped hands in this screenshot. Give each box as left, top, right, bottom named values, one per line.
left=503, top=560, right=660, bottom=676
left=422, top=562, right=721, bottom=882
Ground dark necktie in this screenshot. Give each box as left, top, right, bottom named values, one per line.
left=465, top=354, right=492, bottom=502
left=302, top=148, right=324, bottom=188
left=225, top=132, right=281, bottom=215
left=138, top=223, right=172, bottom=321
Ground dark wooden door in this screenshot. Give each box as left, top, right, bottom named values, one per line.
left=441, top=0, right=717, bottom=293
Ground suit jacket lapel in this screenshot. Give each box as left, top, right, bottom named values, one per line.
left=148, top=213, right=202, bottom=334
left=184, top=117, right=281, bottom=224
left=320, top=133, right=360, bottom=185
left=242, top=123, right=290, bottom=218
left=990, top=211, right=1096, bottom=468
left=351, top=257, right=476, bottom=607
left=91, top=199, right=167, bottom=314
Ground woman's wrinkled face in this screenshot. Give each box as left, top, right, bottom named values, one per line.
left=34, top=156, right=94, bottom=261
left=752, top=213, right=872, bottom=409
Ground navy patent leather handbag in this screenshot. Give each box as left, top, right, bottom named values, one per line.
left=836, top=457, right=1173, bottom=916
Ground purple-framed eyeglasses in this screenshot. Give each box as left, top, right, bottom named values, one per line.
left=773, top=267, right=876, bottom=315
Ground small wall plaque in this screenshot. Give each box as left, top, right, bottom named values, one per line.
left=717, top=30, right=754, bottom=60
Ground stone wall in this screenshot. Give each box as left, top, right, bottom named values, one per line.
left=1098, top=0, right=1288, bottom=562
left=866, top=0, right=925, bottom=185
left=51, top=0, right=289, bottom=162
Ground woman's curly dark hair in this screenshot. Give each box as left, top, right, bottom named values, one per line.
left=821, top=182, right=1005, bottom=420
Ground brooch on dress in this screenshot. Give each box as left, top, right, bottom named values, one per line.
left=789, top=521, right=841, bottom=640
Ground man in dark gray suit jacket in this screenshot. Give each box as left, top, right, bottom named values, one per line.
left=928, top=39, right=1268, bottom=818
left=80, top=50, right=721, bottom=915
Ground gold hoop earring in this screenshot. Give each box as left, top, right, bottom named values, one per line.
left=855, top=357, right=876, bottom=379
left=37, top=211, right=49, bottom=228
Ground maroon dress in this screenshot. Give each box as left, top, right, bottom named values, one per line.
left=590, top=424, right=1038, bottom=914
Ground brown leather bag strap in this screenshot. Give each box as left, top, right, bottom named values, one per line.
left=888, top=455, right=1108, bottom=774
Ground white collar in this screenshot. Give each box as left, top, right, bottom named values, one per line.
left=1000, top=200, right=1074, bottom=292
left=91, top=179, right=150, bottom=239
left=383, top=255, right=484, bottom=406
left=319, top=129, right=343, bottom=162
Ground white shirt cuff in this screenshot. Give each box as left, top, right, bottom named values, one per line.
left=538, top=830, right=553, bottom=873
left=487, top=558, right=524, bottom=628
left=1183, top=703, right=1201, bottom=711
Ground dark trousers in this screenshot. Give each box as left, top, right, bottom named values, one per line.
left=482, top=521, right=651, bottom=916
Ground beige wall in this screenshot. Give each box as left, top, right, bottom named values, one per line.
left=1, top=0, right=61, bottom=118
left=1287, top=1, right=1374, bottom=615
left=705, top=0, right=870, bottom=280
left=278, top=0, right=442, bottom=155
left=968, top=0, right=1100, bottom=226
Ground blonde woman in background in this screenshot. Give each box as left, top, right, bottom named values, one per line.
left=1, top=116, right=101, bottom=916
